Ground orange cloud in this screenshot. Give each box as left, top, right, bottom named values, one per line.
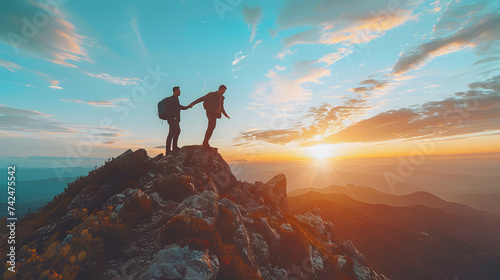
left=0, top=1, right=89, bottom=67
left=236, top=75, right=500, bottom=147
left=392, top=13, right=500, bottom=75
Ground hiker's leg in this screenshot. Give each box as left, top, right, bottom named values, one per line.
left=172, top=121, right=181, bottom=149
left=166, top=120, right=174, bottom=151
left=203, top=114, right=217, bottom=146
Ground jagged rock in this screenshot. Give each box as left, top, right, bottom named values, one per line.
left=137, top=244, right=219, bottom=280
left=159, top=145, right=237, bottom=194
left=280, top=223, right=293, bottom=232
left=115, top=149, right=133, bottom=161
left=251, top=232, right=270, bottom=263
left=260, top=266, right=288, bottom=280
left=265, top=174, right=288, bottom=213
left=153, top=153, right=163, bottom=161
left=67, top=184, right=115, bottom=212
left=21, top=145, right=388, bottom=280
left=218, top=197, right=259, bottom=270
left=105, top=188, right=142, bottom=218
left=341, top=240, right=365, bottom=263
left=174, top=190, right=219, bottom=225
left=308, top=245, right=325, bottom=278
left=296, top=207, right=335, bottom=241
left=256, top=217, right=281, bottom=251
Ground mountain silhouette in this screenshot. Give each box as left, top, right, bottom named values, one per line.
left=1, top=146, right=388, bottom=280
left=289, top=190, right=500, bottom=280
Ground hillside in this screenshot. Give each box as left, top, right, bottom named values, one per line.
left=289, top=191, right=500, bottom=280
left=0, top=146, right=387, bottom=280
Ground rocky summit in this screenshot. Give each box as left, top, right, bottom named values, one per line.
left=5, top=146, right=388, bottom=280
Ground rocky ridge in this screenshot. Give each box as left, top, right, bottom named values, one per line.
left=17, top=146, right=388, bottom=280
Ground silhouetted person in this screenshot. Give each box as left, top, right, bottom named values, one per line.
left=189, top=85, right=230, bottom=149
left=165, top=86, right=190, bottom=154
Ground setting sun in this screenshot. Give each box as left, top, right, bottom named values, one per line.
left=305, top=144, right=338, bottom=160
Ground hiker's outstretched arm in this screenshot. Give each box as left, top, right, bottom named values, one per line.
left=180, top=104, right=189, bottom=110
left=190, top=93, right=209, bottom=106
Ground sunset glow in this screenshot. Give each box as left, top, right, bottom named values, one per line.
left=0, top=0, right=499, bottom=162
left=305, top=144, right=338, bottom=160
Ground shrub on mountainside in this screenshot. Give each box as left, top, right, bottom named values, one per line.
left=159, top=216, right=261, bottom=280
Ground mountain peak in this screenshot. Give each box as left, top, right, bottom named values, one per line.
left=9, top=146, right=387, bottom=280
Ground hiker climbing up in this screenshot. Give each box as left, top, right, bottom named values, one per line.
left=189, top=85, right=230, bottom=149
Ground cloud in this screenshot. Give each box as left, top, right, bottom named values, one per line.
left=84, top=71, right=141, bottom=86
left=276, top=0, right=418, bottom=48
left=232, top=52, right=247, bottom=65
left=252, top=39, right=263, bottom=51
left=0, top=0, right=89, bottom=67
left=130, top=17, right=149, bottom=55
left=235, top=97, right=374, bottom=146
left=256, top=60, right=331, bottom=104
left=235, top=128, right=301, bottom=145
left=394, top=75, right=416, bottom=81
left=392, top=4, right=500, bottom=75
left=12, top=82, right=35, bottom=88
left=48, top=79, right=63, bottom=89
left=349, top=78, right=389, bottom=95
left=60, top=97, right=129, bottom=108
left=242, top=6, right=262, bottom=42
left=321, top=87, right=500, bottom=144
left=319, top=48, right=353, bottom=66
left=0, top=104, right=127, bottom=137
left=0, top=59, right=23, bottom=72
left=236, top=75, right=500, bottom=146
left=274, top=49, right=297, bottom=60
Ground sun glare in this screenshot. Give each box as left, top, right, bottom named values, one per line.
left=306, top=144, right=337, bottom=160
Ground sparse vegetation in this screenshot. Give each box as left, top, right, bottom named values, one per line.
left=12, top=206, right=125, bottom=280
left=159, top=216, right=262, bottom=280
left=150, top=173, right=196, bottom=202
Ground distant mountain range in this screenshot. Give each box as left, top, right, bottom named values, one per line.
left=289, top=185, right=500, bottom=280
left=234, top=159, right=500, bottom=215
left=0, top=176, right=80, bottom=218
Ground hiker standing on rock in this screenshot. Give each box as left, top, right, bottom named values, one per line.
left=189, top=85, right=230, bottom=149
left=164, top=86, right=191, bottom=154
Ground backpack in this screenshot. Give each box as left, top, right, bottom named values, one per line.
left=158, top=96, right=174, bottom=120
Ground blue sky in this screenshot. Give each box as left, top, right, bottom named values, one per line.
left=1, top=0, right=500, bottom=166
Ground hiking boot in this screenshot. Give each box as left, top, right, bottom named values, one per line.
left=201, top=142, right=211, bottom=149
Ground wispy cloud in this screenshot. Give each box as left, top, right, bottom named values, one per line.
left=235, top=97, right=375, bottom=146
left=254, top=60, right=331, bottom=104
left=277, top=0, right=418, bottom=48
left=236, top=75, right=500, bottom=146
left=319, top=48, right=353, bottom=66
left=274, top=49, right=297, bottom=60
left=252, top=39, right=263, bottom=51
left=392, top=2, right=500, bottom=75
left=130, top=17, right=149, bottom=55
left=0, top=0, right=89, bottom=67
left=232, top=52, right=247, bottom=65
left=84, top=71, right=141, bottom=86
left=242, top=6, right=262, bottom=43
left=350, top=78, right=389, bottom=96
left=0, top=104, right=128, bottom=137
left=0, top=59, right=23, bottom=72
left=60, top=97, right=129, bottom=108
